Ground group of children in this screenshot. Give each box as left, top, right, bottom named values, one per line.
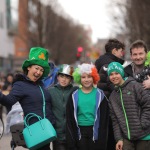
left=48, top=60, right=150, bottom=150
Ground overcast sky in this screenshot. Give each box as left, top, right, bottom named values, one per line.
left=58, top=0, right=111, bottom=43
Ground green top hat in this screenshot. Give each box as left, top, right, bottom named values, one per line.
left=22, top=47, right=50, bottom=77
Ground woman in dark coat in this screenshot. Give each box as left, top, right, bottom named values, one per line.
left=0, top=47, right=55, bottom=150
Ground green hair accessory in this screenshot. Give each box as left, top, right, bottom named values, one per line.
left=72, top=68, right=81, bottom=84
left=145, top=51, right=150, bottom=66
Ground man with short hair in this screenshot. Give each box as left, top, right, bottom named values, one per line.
left=125, top=39, right=148, bottom=77
left=124, top=40, right=150, bottom=89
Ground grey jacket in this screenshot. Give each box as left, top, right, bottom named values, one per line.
left=109, top=77, right=150, bottom=142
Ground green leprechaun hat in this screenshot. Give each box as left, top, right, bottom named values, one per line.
left=22, top=47, right=50, bottom=77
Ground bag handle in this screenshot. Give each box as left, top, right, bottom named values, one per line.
left=24, top=86, right=46, bottom=126
left=24, top=113, right=42, bottom=127
left=24, top=113, right=45, bottom=136
left=26, top=114, right=42, bottom=126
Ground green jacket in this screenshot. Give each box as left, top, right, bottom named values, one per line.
left=49, top=84, right=77, bottom=141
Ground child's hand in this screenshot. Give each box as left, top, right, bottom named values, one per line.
left=116, top=140, right=123, bottom=150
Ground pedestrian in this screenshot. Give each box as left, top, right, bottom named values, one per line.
left=48, top=64, right=77, bottom=150
left=42, top=62, right=59, bottom=88
left=2, top=73, right=14, bottom=92
left=106, top=62, right=150, bottom=150
left=66, top=63, right=109, bottom=150
left=0, top=47, right=55, bottom=150
left=2, top=73, right=14, bottom=112
left=95, top=38, right=125, bottom=150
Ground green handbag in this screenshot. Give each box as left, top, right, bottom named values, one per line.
left=23, top=86, right=57, bottom=150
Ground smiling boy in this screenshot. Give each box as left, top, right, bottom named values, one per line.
left=107, top=62, right=150, bottom=150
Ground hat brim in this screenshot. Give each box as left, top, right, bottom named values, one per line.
left=22, top=59, right=50, bottom=77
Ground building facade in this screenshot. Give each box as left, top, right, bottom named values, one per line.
left=0, top=0, right=15, bottom=73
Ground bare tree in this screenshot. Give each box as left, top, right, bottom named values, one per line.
left=19, top=0, right=91, bottom=64
left=111, top=0, right=150, bottom=47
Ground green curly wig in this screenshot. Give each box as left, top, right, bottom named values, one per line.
left=145, top=51, right=150, bottom=66
left=72, top=68, right=81, bottom=84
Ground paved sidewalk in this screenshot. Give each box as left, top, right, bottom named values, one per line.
left=0, top=110, right=52, bottom=150
left=0, top=133, right=27, bottom=150
left=0, top=133, right=53, bottom=150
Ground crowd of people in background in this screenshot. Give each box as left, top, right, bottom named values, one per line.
left=0, top=39, right=150, bottom=150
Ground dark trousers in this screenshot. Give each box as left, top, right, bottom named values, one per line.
left=77, top=126, right=98, bottom=150
left=107, top=118, right=116, bottom=150
left=53, top=140, right=67, bottom=150
left=37, top=143, right=51, bottom=150
left=123, top=139, right=150, bottom=150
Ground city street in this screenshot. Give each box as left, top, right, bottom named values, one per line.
left=0, top=107, right=53, bottom=150
left=0, top=133, right=27, bottom=150
left=0, top=110, right=27, bottom=150
left=0, top=133, right=53, bottom=150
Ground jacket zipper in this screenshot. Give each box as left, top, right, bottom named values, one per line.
left=119, top=88, right=131, bottom=140
left=92, top=90, right=101, bottom=141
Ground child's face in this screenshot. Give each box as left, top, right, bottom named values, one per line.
left=109, top=72, right=124, bottom=86
left=81, top=73, right=93, bottom=89
left=57, top=73, right=72, bottom=87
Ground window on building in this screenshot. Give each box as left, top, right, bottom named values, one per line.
left=0, top=12, right=4, bottom=28
left=6, top=0, right=18, bottom=33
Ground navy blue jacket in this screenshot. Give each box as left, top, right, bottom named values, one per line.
left=0, top=74, right=55, bottom=125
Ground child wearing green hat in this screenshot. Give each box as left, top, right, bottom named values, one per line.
left=107, top=62, right=150, bottom=150
left=0, top=47, right=55, bottom=150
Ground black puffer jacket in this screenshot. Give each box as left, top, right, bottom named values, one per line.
left=109, top=77, right=150, bottom=142
left=95, top=53, right=124, bottom=73
left=124, top=63, right=133, bottom=77
left=95, top=53, right=124, bottom=98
